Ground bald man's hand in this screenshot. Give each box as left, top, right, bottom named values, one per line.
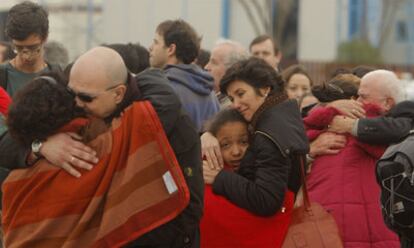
left=40, top=132, right=98, bottom=178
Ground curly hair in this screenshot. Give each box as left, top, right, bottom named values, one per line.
left=156, top=19, right=201, bottom=64
left=7, top=72, right=79, bottom=146
left=311, top=73, right=359, bottom=103
left=208, top=108, right=247, bottom=137
left=220, top=57, right=285, bottom=96
left=5, top=1, right=49, bottom=41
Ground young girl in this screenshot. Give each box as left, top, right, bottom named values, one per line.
left=206, top=108, right=249, bottom=171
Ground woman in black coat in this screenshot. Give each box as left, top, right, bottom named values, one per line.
left=203, top=58, right=309, bottom=216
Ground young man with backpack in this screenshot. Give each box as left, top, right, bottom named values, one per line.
left=0, top=1, right=60, bottom=97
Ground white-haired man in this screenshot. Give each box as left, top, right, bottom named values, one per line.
left=328, top=69, right=409, bottom=139
left=205, top=39, right=249, bottom=108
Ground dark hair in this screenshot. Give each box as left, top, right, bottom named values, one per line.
left=156, top=19, right=201, bottom=64
left=311, top=73, right=359, bottom=103
left=7, top=72, right=79, bottom=146
left=352, top=65, right=376, bottom=78
left=281, top=64, right=313, bottom=87
left=5, top=1, right=49, bottom=41
left=208, top=108, right=247, bottom=136
left=0, top=41, right=16, bottom=62
left=104, top=43, right=149, bottom=74
left=249, top=34, right=279, bottom=55
left=220, top=57, right=285, bottom=95
left=63, top=62, right=73, bottom=80
left=330, top=67, right=352, bottom=78
left=195, top=48, right=210, bottom=69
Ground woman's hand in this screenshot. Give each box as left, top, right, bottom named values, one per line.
left=201, top=132, right=224, bottom=170
left=309, top=132, right=346, bottom=157
left=203, top=160, right=221, bottom=184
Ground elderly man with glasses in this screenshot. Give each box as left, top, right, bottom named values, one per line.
left=0, top=1, right=61, bottom=97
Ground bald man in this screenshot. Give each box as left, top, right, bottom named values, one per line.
left=0, top=47, right=203, bottom=248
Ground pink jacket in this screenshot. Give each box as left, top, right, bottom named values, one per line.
left=305, top=105, right=399, bottom=248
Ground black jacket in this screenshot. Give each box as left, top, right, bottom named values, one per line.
left=212, top=98, right=309, bottom=216
left=357, top=101, right=414, bottom=144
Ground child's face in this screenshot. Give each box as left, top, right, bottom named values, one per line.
left=216, top=121, right=249, bottom=168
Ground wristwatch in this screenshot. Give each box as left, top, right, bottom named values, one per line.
left=31, top=139, right=43, bottom=158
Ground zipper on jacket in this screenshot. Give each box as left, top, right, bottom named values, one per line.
left=255, top=130, right=288, bottom=158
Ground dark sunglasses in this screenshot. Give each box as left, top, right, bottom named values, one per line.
left=66, top=84, right=123, bottom=103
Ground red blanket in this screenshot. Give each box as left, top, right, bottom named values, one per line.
left=2, top=101, right=190, bottom=248
left=200, top=185, right=294, bottom=248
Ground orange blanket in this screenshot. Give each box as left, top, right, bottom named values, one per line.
left=2, top=101, right=190, bottom=248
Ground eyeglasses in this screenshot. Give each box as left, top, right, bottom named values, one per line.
left=12, top=43, right=42, bottom=56
left=67, top=84, right=123, bottom=103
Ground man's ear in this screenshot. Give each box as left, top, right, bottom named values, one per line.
left=167, top=43, right=176, bottom=57
left=385, top=97, right=395, bottom=111
left=114, top=84, right=127, bottom=104
left=42, top=35, right=48, bottom=44
left=275, top=51, right=282, bottom=64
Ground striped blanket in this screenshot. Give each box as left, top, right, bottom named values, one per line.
left=2, top=101, right=190, bottom=248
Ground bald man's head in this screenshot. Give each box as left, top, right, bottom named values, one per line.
left=68, top=47, right=129, bottom=119
left=71, top=46, right=128, bottom=88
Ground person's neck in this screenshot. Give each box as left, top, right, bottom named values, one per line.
left=11, top=57, right=47, bottom=74
left=165, top=57, right=181, bottom=67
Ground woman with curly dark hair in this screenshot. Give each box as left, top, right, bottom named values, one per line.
left=201, top=57, right=309, bottom=247
left=7, top=72, right=81, bottom=146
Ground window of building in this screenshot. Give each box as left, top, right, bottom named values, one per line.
left=396, top=21, right=408, bottom=42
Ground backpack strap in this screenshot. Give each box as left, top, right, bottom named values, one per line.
left=0, top=64, right=8, bottom=91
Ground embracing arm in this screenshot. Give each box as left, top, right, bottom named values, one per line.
left=212, top=134, right=289, bottom=216
left=357, top=116, right=412, bottom=144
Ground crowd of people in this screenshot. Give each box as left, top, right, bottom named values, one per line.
left=0, top=1, right=413, bottom=248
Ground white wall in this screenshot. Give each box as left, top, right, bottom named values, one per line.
left=298, top=0, right=337, bottom=61
left=101, top=0, right=224, bottom=50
